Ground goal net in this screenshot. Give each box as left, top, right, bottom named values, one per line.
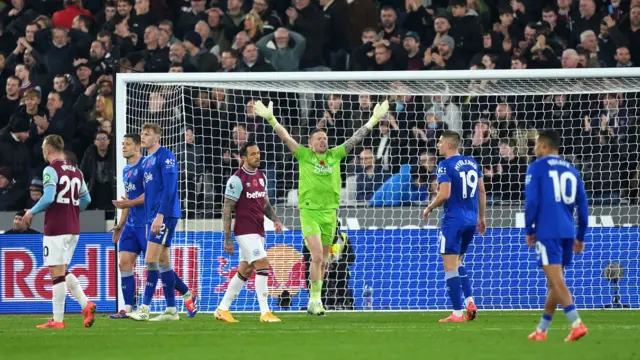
left=116, top=69, right=640, bottom=312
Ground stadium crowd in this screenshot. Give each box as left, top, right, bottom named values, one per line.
left=0, top=0, right=638, bottom=218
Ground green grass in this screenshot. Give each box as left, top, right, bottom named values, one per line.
left=0, top=311, right=637, bottom=360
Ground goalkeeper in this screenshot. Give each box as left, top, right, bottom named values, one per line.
left=254, top=99, right=389, bottom=315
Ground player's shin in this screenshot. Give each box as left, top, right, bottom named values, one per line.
left=255, top=268, right=270, bottom=315
left=65, top=271, right=88, bottom=309
left=143, top=262, right=160, bottom=306
left=219, top=272, right=248, bottom=311
left=173, top=273, right=189, bottom=296
left=120, top=270, right=136, bottom=312
left=159, top=264, right=177, bottom=308
left=444, top=270, right=463, bottom=317
left=457, top=266, right=473, bottom=306
left=52, top=275, right=67, bottom=322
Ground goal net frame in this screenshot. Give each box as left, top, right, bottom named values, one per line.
left=115, top=68, right=640, bottom=312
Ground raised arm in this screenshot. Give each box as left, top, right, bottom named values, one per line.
left=343, top=101, right=389, bottom=153
left=254, top=100, right=300, bottom=153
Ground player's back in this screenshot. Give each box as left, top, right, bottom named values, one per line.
left=528, top=155, right=585, bottom=240
left=231, top=167, right=267, bottom=237
left=439, top=155, right=480, bottom=227
left=45, top=159, right=84, bottom=236
left=123, top=157, right=146, bottom=227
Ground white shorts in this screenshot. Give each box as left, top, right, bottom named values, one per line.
left=236, top=234, right=267, bottom=264
left=43, top=234, right=80, bottom=266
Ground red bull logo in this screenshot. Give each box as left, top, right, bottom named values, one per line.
left=133, top=246, right=199, bottom=298
left=1, top=245, right=113, bottom=301
left=216, top=244, right=306, bottom=297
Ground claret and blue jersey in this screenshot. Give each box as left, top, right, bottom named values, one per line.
left=436, top=154, right=482, bottom=255
left=525, top=155, right=589, bottom=267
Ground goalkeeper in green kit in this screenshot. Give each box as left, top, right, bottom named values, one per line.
left=254, top=99, right=389, bottom=315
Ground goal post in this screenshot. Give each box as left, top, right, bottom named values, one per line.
left=115, top=68, right=640, bottom=312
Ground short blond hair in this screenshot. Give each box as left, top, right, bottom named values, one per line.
left=43, top=134, right=64, bottom=152
left=142, top=123, right=162, bottom=136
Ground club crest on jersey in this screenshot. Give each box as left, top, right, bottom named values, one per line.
left=133, top=169, right=138, bottom=176
left=259, top=178, right=265, bottom=187
left=150, top=157, right=156, bottom=166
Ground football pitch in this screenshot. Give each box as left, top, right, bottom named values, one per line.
left=1, top=311, right=637, bottom=360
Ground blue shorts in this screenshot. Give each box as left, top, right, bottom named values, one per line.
left=119, top=225, right=147, bottom=254
left=535, top=238, right=574, bottom=267
left=437, top=225, right=476, bottom=255
left=147, top=217, right=178, bottom=247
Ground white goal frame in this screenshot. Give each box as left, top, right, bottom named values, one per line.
left=114, top=68, right=640, bottom=312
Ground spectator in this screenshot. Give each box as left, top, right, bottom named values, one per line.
left=3, top=210, right=40, bottom=234
left=320, top=0, right=349, bottom=70
left=430, top=94, right=462, bottom=134
left=448, top=0, right=483, bottom=66
left=52, top=0, right=92, bottom=29
left=158, top=20, right=179, bottom=46
left=15, top=63, right=36, bottom=97
left=183, top=31, right=220, bottom=72
left=177, top=0, right=208, bottom=39
left=403, top=0, right=434, bottom=47
left=605, top=6, right=640, bottom=65
left=355, top=148, right=388, bottom=201
left=43, top=90, right=75, bottom=144
left=257, top=28, right=306, bottom=72
left=0, top=119, right=31, bottom=187
left=177, top=126, right=204, bottom=214
left=404, top=32, right=424, bottom=70
left=368, top=42, right=408, bottom=71
left=573, top=0, right=601, bottom=47
left=409, top=108, right=448, bottom=150
left=561, top=48, right=580, bottom=68
left=219, top=49, right=239, bottom=72
left=365, top=117, right=401, bottom=174
left=0, top=75, right=21, bottom=129
left=423, top=34, right=467, bottom=70
left=25, top=177, right=43, bottom=208
left=285, top=0, right=326, bottom=70
left=129, top=0, right=154, bottom=38
left=378, top=6, right=402, bottom=43
left=0, top=166, right=23, bottom=211
left=251, top=0, right=282, bottom=36
left=369, top=152, right=433, bottom=207
left=243, top=12, right=263, bottom=43
left=52, top=74, right=75, bottom=107
left=483, top=138, right=527, bottom=201
left=237, top=42, right=274, bottom=72
left=314, top=94, right=351, bottom=147
left=130, top=25, right=171, bottom=73
left=463, top=120, right=498, bottom=172
left=615, top=46, right=633, bottom=67
left=80, top=130, right=115, bottom=212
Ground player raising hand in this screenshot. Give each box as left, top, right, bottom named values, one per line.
left=254, top=98, right=388, bottom=315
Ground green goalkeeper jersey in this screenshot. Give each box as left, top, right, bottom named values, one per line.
left=294, top=145, right=347, bottom=210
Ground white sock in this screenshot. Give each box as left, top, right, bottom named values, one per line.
left=464, top=297, right=474, bottom=307
left=52, top=281, right=67, bottom=322
left=572, top=319, right=582, bottom=328
left=65, top=273, right=88, bottom=309
left=182, top=290, right=192, bottom=301
left=255, top=273, right=270, bottom=315
left=218, top=274, right=246, bottom=311
left=125, top=305, right=133, bottom=313
left=453, top=310, right=464, bottom=317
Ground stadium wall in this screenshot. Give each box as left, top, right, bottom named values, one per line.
left=0, top=229, right=637, bottom=313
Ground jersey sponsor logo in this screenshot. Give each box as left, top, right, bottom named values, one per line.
left=165, top=158, right=175, bottom=168
left=124, top=182, right=137, bottom=192
left=144, top=172, right=153, bottom=183
left=314, top=164, right=333, bottom=174
left=246, top=191, right=267, bottom=199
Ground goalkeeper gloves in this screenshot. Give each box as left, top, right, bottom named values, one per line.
left=254, top=100, right=279, bottom=127
left=366, top=100, right=390, bottom=130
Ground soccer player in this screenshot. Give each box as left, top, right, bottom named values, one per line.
left=213, top=140, right=284, bottom=323
left=253, top=99, right=388, bottom=315
left=128, top=123, right=183, bottom=321
left=525, top=130, right=588, bottom=342
left=423, top=131, right=486, bottom=323
left=109, top=134, right=197, bottom=319
left=22, top=135, right=96, bottom=329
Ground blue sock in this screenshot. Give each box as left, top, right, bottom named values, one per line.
left=563, top=304, right=581, bottom=326
left=445, top=270, right=463, bottom=311
left=174, top=272, right=189, bottom=296
left=121, top=270, right=136, bottom=308
left=458, top=266, right=472, bottom=300
left=538, top=313, right=553, bottom=331
left=143, top=263, right=159, bottom=306
left=160, top=266, right=176, bottom=307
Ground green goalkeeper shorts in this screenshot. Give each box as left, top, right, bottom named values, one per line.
left=300, top=209, right=336, bottom=246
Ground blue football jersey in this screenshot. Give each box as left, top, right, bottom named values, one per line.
left=525, top=155, right=588, bottom=241
left=436, top=155, right=482, bottom=227
left=142, top=146, right=182, bottom=222
left=123, top=157, right=146, bottom=227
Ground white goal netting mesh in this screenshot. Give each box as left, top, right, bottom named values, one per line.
left=118, top=73, right=640, bottom=312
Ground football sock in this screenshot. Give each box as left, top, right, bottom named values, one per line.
left=52, top=276, right=67, bottom=322
left=537, top=313, right=553, bottom=332
left=458, top=266, right=473, bottom=303
left=563, top=304, right=582, bottom=328
left=445, top=270, right=463, bottom=316
left=219, top=273, right=247, bottom=311
left=65, top=271, right=88, bottom=309
left=160, top=265, right=176, bottom=308
left=310, top=280, right=323, bottom=302
left=143, top=262, right=159, bottom=306
left=255, top=269, right=270, bottom=315
left=120, top=270, right=136, bottom=311
left=173, top=272, right=189, bottom=296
